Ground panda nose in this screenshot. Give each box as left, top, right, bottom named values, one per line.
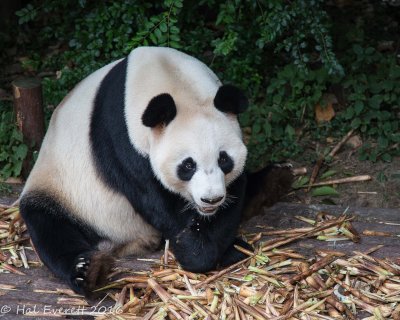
left=201, top=196, right=224, bottom=205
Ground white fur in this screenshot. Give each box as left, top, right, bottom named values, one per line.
left=124, top=47, right=222, bottom=155
left=23, top=58, right=160, bottom=250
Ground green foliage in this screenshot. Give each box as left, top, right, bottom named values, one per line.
left=0, top=0, right=398, bottom=178
left=311, top=186, right=339, bottom=197
left=15, top=3, right=38, bottom=24
left=256, top=0, right=344, bottom=75
left=0, top=102, right=28, bottom=179
left=129, top=0, right=183, bottom=48
left=12, top=0, right=185, bottom=107
left=340, top=46, right=400, bottom=162
left=292, top=176, right=309, bottom=189
left=320, top=170, right=337, bottom=180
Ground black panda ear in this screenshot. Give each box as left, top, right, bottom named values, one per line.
left=142, top=93, right=177, bottom=128
left=214, top=84, right=249, bottom=114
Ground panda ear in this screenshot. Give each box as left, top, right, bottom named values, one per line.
left=142, top=93, right=177, bottom=128
left=214, top=84, right=249, bottom=114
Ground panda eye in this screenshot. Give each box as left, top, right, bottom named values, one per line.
left=177, top=157, right=197, bottom=181
left=219, top=153, right=227, bottom=163
left=218, top=151, right=234, bottom=174
left=184, top=160, right=195, bottom=170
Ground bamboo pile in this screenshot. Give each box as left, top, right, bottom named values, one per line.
left=0, top=204, right=39, bottom=274
left=1, top=205, right=399, bottom=319
left=97, top=214, right=400, bottom=319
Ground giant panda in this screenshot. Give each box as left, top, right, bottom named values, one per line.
left=20, top=46, right=292, bottom=296
left=20, top=47, right=252, bottom=296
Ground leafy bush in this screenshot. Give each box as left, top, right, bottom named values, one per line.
left=0, top=0, right=399, bottom=177
left=340, top=45, right=400, bottom=162
left=0, top=102, right=28, bottom=179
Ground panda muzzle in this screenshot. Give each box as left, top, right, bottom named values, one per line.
left=196, top=196, right=224, bottom=214
left=199, top=206, right=218, bottom=214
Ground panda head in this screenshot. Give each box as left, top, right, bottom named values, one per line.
left=142, top=84, right=248, bottom=216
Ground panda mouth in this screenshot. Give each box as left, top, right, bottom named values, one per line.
left=197, top=206, right=218, bottom=215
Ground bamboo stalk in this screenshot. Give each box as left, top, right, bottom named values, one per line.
left=163, top=240, right=170, bottom=266
left=235, top=298, right=270, bottom=320
left=329, top=129, right=355, bottom=158
left=286, top=255, right=339, bottom=285
left=193, top=256, right=251, bottom=289
left=308, top=157, right=325, bottom=191
left=262, top=215, right=349, bottom=252
left=302, top=175, right=371, bottom=188
left=307, top=129, right=355, bottom=191
left=293, top=167, right=307, bottom=176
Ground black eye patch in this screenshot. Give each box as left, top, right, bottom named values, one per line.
left=218, top=151, right=234, bottom=174
left=177, top=157, right=197, bottom=181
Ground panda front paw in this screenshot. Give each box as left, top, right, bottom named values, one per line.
left=272, top=162, right=293, bottom=169
left=73, top=256, right=90, bottom=288
left=70, top=252, right=114, bottom=297
left=172, top=225, right=219, bottom=273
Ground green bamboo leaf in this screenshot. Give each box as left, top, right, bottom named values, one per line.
left=292, top=176, right=309, bottom=189
left=311, top=186, right=339, bottom=197
left=320, top=170, right=336, bottom=180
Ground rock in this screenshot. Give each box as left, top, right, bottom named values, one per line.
left=346, top=135, right=362, bottom=149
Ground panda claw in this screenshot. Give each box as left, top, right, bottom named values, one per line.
left=72, top=255, right=92, bottom=291
left=77, top=257, right=90, bottom=266
left=79, top=260, right=89, bottom=267
left=74, top=277, right=85, bottom=287
left=71, top=252, right=115, bottom=297
left=274, top=162, right=293, bottom=168
left=75, top=260, right=90, bottom=273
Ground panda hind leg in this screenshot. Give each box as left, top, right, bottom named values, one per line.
left=20, top=192, right=114, bottom=296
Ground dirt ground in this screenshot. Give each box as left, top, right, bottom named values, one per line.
left=286, top=148, right=400, bottom=209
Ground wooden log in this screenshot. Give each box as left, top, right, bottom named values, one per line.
left=12, top=78, right=45, bottom=178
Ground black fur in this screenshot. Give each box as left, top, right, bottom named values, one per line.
left=142, top=93, right=177, bottom=128
left=177, top=157, right=197, bottom=181
left=19, top=192, right=107, bottom=296
left=218, top=151, right=234, bottom=174
left=214, top=84, right=249, bottom=114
